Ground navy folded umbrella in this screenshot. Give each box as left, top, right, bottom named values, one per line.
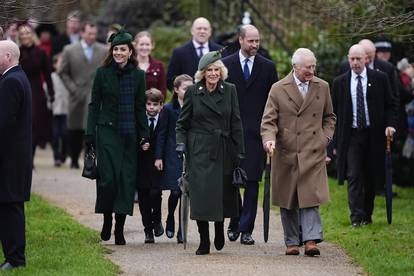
left=385, top=136, right=393, bottom=224
left=178, top=154, right=190, bottom=248
left=263, top=154, right=272, bottom=242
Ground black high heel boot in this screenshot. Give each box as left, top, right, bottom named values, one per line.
left=196, top=221, right=210, bottom=255
left=214, top=221, right=225, bottom=251
left=114, top=214, right=126, bottom=245
left=100, top=213, right=113, bottom=241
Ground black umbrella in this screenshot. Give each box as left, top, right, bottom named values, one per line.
left=385, top=136, right=393, bottom=224
left=263, top=153, right=272, bottom=242
left=178, top=154, right=190, bottom=249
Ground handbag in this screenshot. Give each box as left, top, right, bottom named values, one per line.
left=232, top=166, right=248, bottom=188
left=82, top=145, right=97, bottom=180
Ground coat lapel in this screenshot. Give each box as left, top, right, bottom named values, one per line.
left=195, top=82, right=222, bottom=116
left=246, top=57, right=261, bottom=88
left=298, top=78, right=320, bottom=114
left=281, top=72, right=303, bottom=110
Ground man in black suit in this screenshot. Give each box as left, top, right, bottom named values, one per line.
left=52, top=10, right=81, bottom=56
left=331, top=44, right=398, bottom=228
left=166, top=17, right=221, bottom=91
left=222, top=25, right=278, bottom=245
left=0, top=40, right=32, bottom=270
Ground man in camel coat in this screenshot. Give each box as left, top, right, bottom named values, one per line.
left=261, top=48, right=336, bottom=256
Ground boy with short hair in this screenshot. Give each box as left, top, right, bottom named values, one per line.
left=137, top=88, right=164, bottom=243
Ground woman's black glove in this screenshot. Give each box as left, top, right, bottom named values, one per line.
left=236, top=153, right=245, bottom=166
left=176, top=143, right=186, bottom=159
left=84, top=135, right=95, bottom=148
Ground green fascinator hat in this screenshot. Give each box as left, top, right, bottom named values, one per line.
left=198, top=50, right=221, bottom=71
left=108, top=28, right=132, bottom=47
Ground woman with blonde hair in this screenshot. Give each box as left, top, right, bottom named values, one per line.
left=176, top=51, right=244, bottom=255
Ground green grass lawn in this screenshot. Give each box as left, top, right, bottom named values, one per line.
left=321, top=179, right=414, bottom=276
left=1, top=194, right=119, bottom=275
left=259, top=177, right=414, bottom=276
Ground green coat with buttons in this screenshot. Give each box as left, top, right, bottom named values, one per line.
left=85, top=64, right=149, bottom=215
left=176, top=80, right=245, bottom=221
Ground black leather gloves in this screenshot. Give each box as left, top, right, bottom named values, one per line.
left=84, top=135, right=95, bottom=148
left=176, top=143, right=186, bottom=159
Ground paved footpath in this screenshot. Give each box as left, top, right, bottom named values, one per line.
left=32, top=148, right=364, bottom=276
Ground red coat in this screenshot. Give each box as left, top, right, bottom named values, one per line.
left=143, top=56, right=167, bottom=99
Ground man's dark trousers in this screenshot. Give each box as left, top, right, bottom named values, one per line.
left=231, top=181, right=259, bottom=234
left=0, top=202, right=26, bottom=266
left=346, top=128, right=376, bottom=223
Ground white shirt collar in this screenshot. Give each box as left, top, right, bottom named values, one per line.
left=351, top=66, right=367, bottom=80
left=292, top=71, right=309, bottom=87
left=81, top=39, right=93, bottom=49
left=147, top=113, right=159, bottom=121
left=2, top=64, right=18, bottom=76
left=192, top=40, right=208, bottom=49
left=239, top=50, right=255, bottom=64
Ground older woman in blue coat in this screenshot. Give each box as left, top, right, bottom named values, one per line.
left=155, top=74, right=193, bottom=243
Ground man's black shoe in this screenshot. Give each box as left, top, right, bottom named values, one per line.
left=145, top=232, right=155, bottom=244
left=240, top=232, right=255, bottom=245
left=351, top=221, right=361, bottom=228
left=0, top=262, right=20, bottom=270
left=153, top=222, right=164, bottom=237
left=227, top=230, right=240, bottom=242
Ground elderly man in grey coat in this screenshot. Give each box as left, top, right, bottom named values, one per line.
left=261, top=48, right=336, bottom=256
left=59, top=22, right=106, bottom=168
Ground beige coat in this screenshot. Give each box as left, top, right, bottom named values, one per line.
left=59, top=42, right=107, bottom=129
left=261, top=72, right=336, bottom=209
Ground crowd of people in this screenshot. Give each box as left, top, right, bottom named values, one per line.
left=0, top=10, right=411, bottom=270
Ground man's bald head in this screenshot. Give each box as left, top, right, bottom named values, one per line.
left=359, top=39, right=376, bottom=65
left=239, top=24, right=259, bottom=38
left=348, top=44, right=366, bottom=74
left=191, top=17, right=212, bottom=44
left=0, top=40, right=20, bottom=74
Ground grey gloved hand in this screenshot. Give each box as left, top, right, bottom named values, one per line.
left=176, top=143, right=186, bottom=159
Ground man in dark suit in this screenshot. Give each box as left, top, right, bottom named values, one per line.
left=331, top=44, right=398, bottom=228
left=52, top=10, right=81, bottom=56
left=222, top=25, right=278, bottom=245
left=0, top=40, right=32, bottom=270
left=166, top=17, right=221, bottom=91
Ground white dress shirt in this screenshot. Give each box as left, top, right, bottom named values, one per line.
left=147, top=113, right=159, bottom=129
left=239, top=50, right=255, bottom=74
left=293, top=71, right=309, bottom=98
left=192, top=40, right=209, bottom=57
left=81, top=40, right=93, bottom=61
left=350, top=67, right=370, bottom=128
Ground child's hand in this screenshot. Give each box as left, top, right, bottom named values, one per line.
left=141, top=143, right=150, bottom=151
left=155, top=159, right=163, bottom=171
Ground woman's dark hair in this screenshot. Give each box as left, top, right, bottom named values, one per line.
left=101, top=42, right=137, bottom=67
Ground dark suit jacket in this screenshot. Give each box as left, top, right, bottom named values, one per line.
left=339, top=58, right=399, bottom=101
left=137, top=115, right=162, bottom=189
left=0, top=65, right=32, bottom=203
left=332, top=68, right=398, bottom=186
left=222, top=53, right=278, bottom=181
left=166, top=40, right=222, bottom=90
left=155, top=100, right=182, bottom=190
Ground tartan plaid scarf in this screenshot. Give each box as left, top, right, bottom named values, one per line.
left=115, top=62, right=136, bottom=135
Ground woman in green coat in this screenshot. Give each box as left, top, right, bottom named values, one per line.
left=85, top=29, right=149, bottom=245
left=176, top=51, right=245, bottom=255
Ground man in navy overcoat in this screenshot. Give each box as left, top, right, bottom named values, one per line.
left=0, top=40, right=32, bottom=270
left=166, top=17, right=221, bottom=91
left=222, top=25, right=278, bottom=245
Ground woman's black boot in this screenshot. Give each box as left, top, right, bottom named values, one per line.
left=100, top=213, right=112, bottom=241
left=196, top=221, right=210, bottom=255
left=114, top=214, right=126, bottom=245
left=214, top=221, right=225, bottom=251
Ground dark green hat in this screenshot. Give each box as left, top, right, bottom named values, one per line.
left=108, top=28, right=132, bottom=47
left=198, top=50, right=222, bottom=71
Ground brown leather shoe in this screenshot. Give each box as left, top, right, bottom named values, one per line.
left=285, top=245, right=300, bottom=255
left=304, top=240, right=320, bottom=256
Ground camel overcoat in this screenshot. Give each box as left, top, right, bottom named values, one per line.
left=261, top=72, right=336, bottom=209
